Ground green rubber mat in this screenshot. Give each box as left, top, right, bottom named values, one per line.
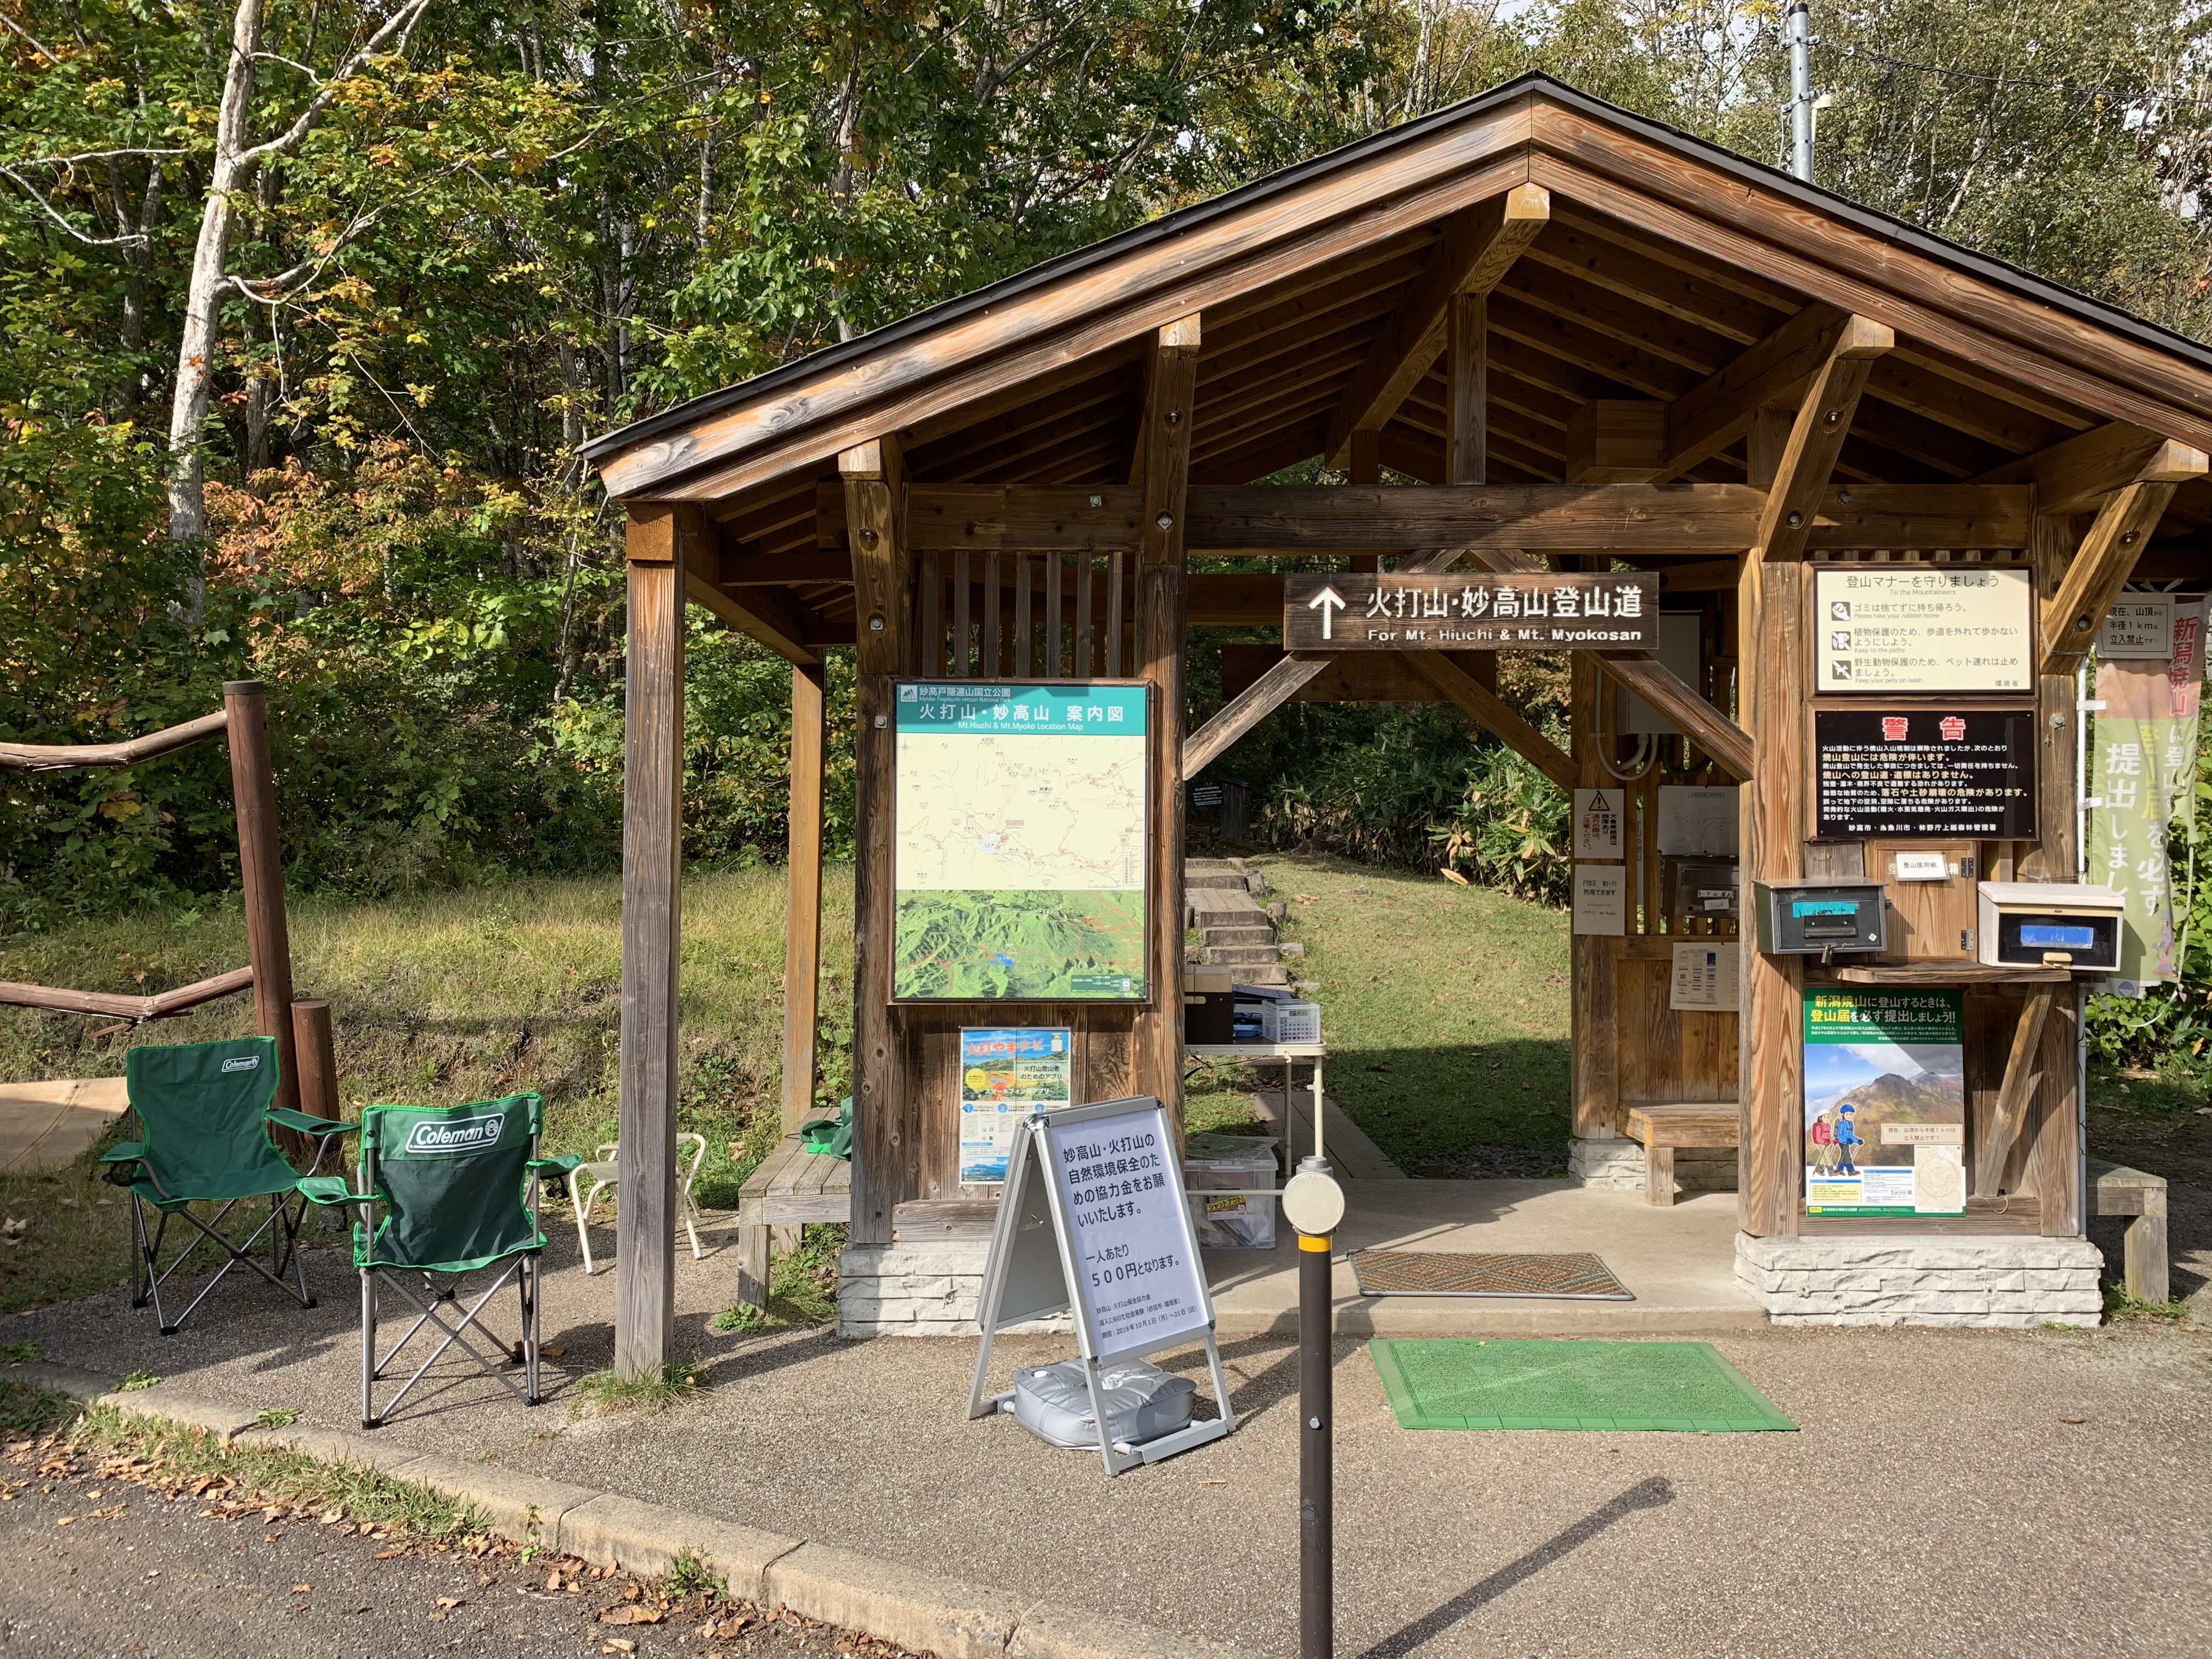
left=1369, top=1340, right=1796, bottom=1432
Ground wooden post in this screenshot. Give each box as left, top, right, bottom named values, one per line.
left=290, top=998, right=337, bottom=1118
left=782, top=661, right=827, bottom=1135
left=616, top=503, right=687, bottom=1377
left=1442, top=295, right=1498, bottom=694
left=223, top=681, right=301, bottom=1121
left=844, top=437, right=911, bottom=1246
left=1569, top=646, right=1618, bottom=1142
left=1737, top=405, right=1804, bottom=1238
left=2026, top=509, right=2087, bottom=1233
left=1137, top=317, right=1200, bottom=1135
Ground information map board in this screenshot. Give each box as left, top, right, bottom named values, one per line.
left=893, top=681, right=1149, bottom=1002
left=1813, top=708, right=2036, bottom=839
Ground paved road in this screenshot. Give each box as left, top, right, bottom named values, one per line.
left=0, top=1430, right=903, bottom=1659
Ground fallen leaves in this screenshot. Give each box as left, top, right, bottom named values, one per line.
left=601, top=1641, right=636, bottom=1654
left=291, top=1584, right=312, bottom=1595
left=600, top=1605, right=664, bottom=1626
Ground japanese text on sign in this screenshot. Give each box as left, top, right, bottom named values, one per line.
left=1812, top=566, right=2034, bottom=693
left=1812, top=709, right=2036, bottom=839
left=1042, top=1103, right=1212, bottom=1358
left=1283, top=573, right=1658, bottom=651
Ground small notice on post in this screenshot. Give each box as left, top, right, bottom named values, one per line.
left=1669, top=942, right=1739, bottom=1011
left=1812, top=566, right=2033, bottom=693
left=1572, top=789, right=1624, bottom=859
left=959, top=1028, right=1071, bottom=1184
left=1573, top=866, right=1626, bottom=936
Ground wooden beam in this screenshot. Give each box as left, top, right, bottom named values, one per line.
left=1568, top=641, right=1618, bottom=1142
left=1444, top=289, right=1487, bottom=486
left=2041, top=482, right=2182, bottom=672
left=1184, top=653, right=1331, bottom=776
left=1971, top=422, right=2208, bottom=516
left=616, top=503, right=688, bottom=1375
left=1130, top=314, right=1203, bottom=490
left=1566, top=400, right=1665, bottom=484
left=1402, top=654, right=1575, bottom=789
left=1138, top=318, right=1199, bottom=1136
left=685, top=571, right=821, bottom=665
left=817, top=481, right=2034, bottom=553
left=1754, top=317, right=1894, bottom=562
left=1977, top=985, right=2057, bottom=1194
left=843, top=437, right=909, bottom=1245
left=781, top=662, right=826, bottom=1135
left=719, top=548, right=852, bottom=585
left=1660, top=304, right=1850, bottom=480
left=0, top=966, right=254, bottom=1022
left=0, top=708, right=227, bottom=773
left=1324, top=184, right=1549, bottom=465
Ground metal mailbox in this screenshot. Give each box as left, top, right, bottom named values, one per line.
left=1752, top=879, right=1887, bottom=956
left=1976, top=882, right=2124, bottom=973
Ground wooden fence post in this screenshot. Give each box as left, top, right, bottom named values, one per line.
left=616, top=504, right=687, bottom=1378
left=223, top=681, right=301, bottom=1121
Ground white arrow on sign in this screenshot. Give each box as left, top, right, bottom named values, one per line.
left=1306, top=584, right=1347, bottom=641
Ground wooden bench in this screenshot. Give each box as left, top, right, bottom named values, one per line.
left=2089, top=1159, right=2169, bottom=1305
left=733, top=1115, right=851, bottom=1308
left=1624, top=1102, right=1739, bottom=1207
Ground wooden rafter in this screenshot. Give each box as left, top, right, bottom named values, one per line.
left=1323, top=183, right=1550, bottom=465
left=1403, top=654, right=1576, bottom=788
left=1754, top=316, right=1895, bottom=562
left=1183, top=654, right=1332, bottom=776
left=1972, top=422, right=2208, bottom=516
left=1977, top=985, right=2057, bottom=1194
left=1660, top=304, right=1852, bottom=481
left=2042, top=482, right=2182, bottom=672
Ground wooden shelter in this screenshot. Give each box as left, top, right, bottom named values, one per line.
left=582, top=74, right=2212, bottom=1366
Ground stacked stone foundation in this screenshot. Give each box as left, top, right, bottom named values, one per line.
left=837, top=1240, right=1073, bottom=1338
left=1569, top=1136, right=1737, bottom=1197
left=1736, top=1233, right=2103, bottom=1327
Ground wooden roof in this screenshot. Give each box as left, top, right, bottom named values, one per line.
left=583, top=73, right=2212, bottom=651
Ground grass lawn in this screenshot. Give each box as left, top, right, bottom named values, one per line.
left=1193, top=853, right=1572, bottom=1173
left=0, top=869, right=855, bottom=1313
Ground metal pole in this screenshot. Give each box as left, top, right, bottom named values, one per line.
left=1785, top=0, right=1815, bottom=183
left=1299, top=1220, right=1333, bottom=1659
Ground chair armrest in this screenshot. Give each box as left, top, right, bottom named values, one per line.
left=100, top=1142, right=145, bottom=1165
left=268, top=1109, right=360, bottom=1137
left=296, top=1175, right=368, bottom=1207
left=531, top=1155, right=585, bottom=1176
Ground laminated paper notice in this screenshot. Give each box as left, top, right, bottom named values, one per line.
left=1572, top=789, right=1624, bottom=859
left=1669, top=942, right=1740, bottom=1012
left=1572, top=866, right=1626, bottom=936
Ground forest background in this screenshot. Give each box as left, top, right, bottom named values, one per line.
left=5, top=0, right=2211, bottom=1068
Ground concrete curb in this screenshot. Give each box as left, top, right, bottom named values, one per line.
left=9, top=1362, right=1250, bottom=1659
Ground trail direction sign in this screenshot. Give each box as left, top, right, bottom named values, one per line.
left=1283, top=573, right=1658, bottom=651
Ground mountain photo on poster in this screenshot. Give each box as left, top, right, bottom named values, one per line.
left=894, top=682, right=1148, bottom=1000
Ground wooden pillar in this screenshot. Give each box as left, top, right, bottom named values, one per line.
left=1136, top=317, right=1200, bottom=1134
left=1738, top=405, right=1805, bottom=1237
left=290, top=998, right=337, bottom=1119
left=1569, top=646, right=1618, bottom=1141
left=844, top=437, right=911, bottom=1245
left=615, top=503, right=687, bottom=1377
left=1442, top=296, right=1499, bottom=694
left=781, top=661, right=827, bottom=1134
left=2026, top=509, right=2085, bottom=1234
left=223, top=681, right=301, bottom=1120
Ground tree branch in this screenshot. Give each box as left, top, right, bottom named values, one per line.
left=0, top=163, right=150, bottom=246
left=0, top=11, right=61, bottom=63
left=238, top=0, right=435, bottom=167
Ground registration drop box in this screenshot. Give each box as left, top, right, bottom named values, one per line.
left=1752, top=880, right=1887, bottom=956
left=1976, top=883, right=2124, bottom=973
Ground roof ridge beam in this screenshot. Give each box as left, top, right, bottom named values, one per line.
left=1323, top=183, right=1550, bottom=466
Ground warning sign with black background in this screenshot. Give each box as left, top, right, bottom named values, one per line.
left=1813, top=708, right=2037, bottom=839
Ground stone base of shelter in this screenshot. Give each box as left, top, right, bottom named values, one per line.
left=1735, top=1233, right=2104, bottom=1328
left=1569, top=1136, right=1737, bottom=1197
left=837, top=1240, right=1074, bottom=1339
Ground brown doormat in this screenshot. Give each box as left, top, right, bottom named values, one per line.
left=1350, top=1250, right=1634, bottom=1301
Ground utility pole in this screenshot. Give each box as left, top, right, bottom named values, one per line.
left=1785, top=0, right=1816, bottom=183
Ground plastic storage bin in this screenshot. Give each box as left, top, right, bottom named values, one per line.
left=1259, top=999, right=1321, bottom=1044
left=1184, top=1133, right=1279, bottom=1250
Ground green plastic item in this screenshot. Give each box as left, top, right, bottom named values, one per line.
left=1368, top=1339, right=1797, bottom=1432
left=317, top=1094, right=579, bottom=1273
left=799, top=1098, right=854, bottom=1160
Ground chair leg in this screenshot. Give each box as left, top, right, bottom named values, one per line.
left=681, top=1185, right=703, bottom=1262
left=524, top=1254, right=542, bottom=1406
left=362, top=1267, right=379, bottom=1427
left=129, top=1197, right=150, bottom=1309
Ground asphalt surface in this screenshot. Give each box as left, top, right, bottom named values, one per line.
left=0, top=1426, right=913, bottom=1659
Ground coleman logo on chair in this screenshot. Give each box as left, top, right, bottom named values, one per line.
left=220, top=1054, right=261, bottom=1073
left=404, top=1113, right=506, bottom=1154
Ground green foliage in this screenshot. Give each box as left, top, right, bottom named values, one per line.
left=0, top=1378, right=79, bottom=1437
left=0, top=1340, right=44, bottom=1365
left=574, top=1358, right=711, bottom=1414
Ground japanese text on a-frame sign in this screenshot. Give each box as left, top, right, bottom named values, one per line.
left=1042, top=1103, right=1212, bottom=1358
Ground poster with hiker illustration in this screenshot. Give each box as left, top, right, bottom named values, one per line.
left=1803, top=989, right=1967, bottom=1217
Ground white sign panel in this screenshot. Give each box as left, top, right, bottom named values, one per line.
left=1669, top=941, right=1740, bottom=1012
left=1042, top=1101, right=1212, bottom=1358
left=2097, top=596, right=2174, bottom=661
left=1813, top=566, right=2034, bottom=693
left=1656, top=786, right=1740, bottom=857
left=1572, top=865, right=1626, bottom=936
left=1572, top=789, right=1624, bottom=859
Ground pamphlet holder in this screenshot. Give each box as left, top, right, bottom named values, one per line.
left=964, top=1097, right=1237, bottom=1476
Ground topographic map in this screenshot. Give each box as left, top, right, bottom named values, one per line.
left=893, top=683, right=1149, bottom=1000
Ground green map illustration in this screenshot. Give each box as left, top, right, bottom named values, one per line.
left=894, top=889, right=1147, bottom=1000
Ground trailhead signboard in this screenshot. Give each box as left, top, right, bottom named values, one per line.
left=1812, top=708, right=2036, bottom=839
left=1283, top=573, right=1658, bottom=651
left=1812, top=566, right=2035, bottom=693
left=893, top=681, right=1150, bottom=1001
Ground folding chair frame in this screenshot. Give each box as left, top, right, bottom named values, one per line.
left=567, top=1132, right=707, bottom=1276
left=128, top=1186, right=315, bottom=1336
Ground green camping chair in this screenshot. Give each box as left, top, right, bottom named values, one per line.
left=299, top=1093, right=579, bottom=1427
left=100, top=1035, right=357, bottom=1334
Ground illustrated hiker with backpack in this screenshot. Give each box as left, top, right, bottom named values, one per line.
left=1836, top=1104, right=1864, bottom=1176
left=1810, top=1108, right=1840, bottom=1176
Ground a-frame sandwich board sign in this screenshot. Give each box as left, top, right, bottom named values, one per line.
left=964, top=1096, right=1237, bottom=1476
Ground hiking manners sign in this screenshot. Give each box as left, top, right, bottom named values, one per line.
left=1283, top=573, right=1658, bottom=650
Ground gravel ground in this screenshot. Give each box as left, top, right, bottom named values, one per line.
left=0, top=1422, right=918, bottom=1659
left=14, top=1227, right=2211, bottom=1659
